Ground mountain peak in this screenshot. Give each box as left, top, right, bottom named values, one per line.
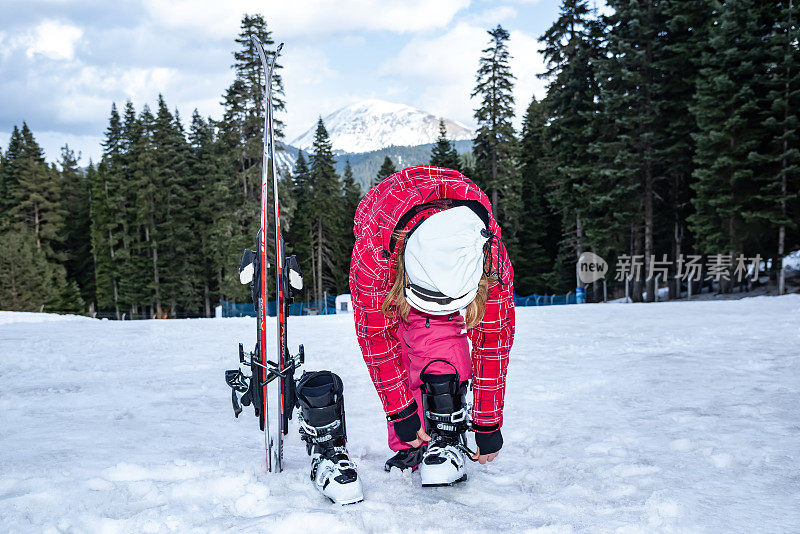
left=290, top=99, right=474, bottom=154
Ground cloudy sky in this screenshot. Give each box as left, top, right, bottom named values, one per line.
left=0, top=0, right=584, bottom=165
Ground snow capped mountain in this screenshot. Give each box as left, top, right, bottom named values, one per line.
left=290, top=99, right=475, bottom=154
left=275, top=144, right=297, bottom=170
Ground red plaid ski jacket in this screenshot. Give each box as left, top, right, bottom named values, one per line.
left=349, top=165, right=515, bottom=431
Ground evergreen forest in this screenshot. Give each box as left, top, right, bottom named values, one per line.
left=1, top=3, right=797, bottom=316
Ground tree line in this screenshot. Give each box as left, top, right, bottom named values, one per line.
left=1, top=2, right=798, bottom=316
left=451, top=0, right=798, bottom=301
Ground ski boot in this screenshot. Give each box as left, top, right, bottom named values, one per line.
left=419, top=372, right=470, bottom=487
left=296, top=371, right=364, bottom=505
left=385, top=445, right=426, bottom=472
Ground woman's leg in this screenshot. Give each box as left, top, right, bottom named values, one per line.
left=385, top=312, right=472, bottom=451
left=386, top=383, right=425, bottom=451
left=402, top=336, right=472, bottom=438
left=410, top=329, right=473, bottom=486
left=408, top=340, right=472, bottom=390
left=386, top=349, right=427, bottom=451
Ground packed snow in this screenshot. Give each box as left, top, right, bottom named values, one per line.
left=1, top=296, right=799, bottom=532
left=290, top=99, right=475, bottom=154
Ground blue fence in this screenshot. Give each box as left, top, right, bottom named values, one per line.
left=225, top=292, right=577, bottom=316
left=221, top=295, right=337, bottom=318
left=514, top=292, right=578, bottom=306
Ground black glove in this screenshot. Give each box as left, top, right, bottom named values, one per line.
left=393, top=412, right=422, bottom=443
left=475, top=429, right=503, bottom=455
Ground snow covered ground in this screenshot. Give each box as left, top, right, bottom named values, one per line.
left=1, top=296, right=799, bottom=533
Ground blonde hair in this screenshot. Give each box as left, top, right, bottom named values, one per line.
left=381, top=230, right=490, bottom=329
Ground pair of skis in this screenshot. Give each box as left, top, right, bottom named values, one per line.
left=225, top=36, right=303, bottom=473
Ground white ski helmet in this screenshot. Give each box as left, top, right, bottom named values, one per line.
left=403, top=206, right=489, bottom=315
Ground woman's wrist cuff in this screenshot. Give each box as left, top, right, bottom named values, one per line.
left=472, top=422, right=499, bottom=433
left=387, top=400, right=418, bottom=422
left=393, top=411, right=422, bottom=442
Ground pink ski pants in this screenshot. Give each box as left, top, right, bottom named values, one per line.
left=386, top=309, right=472, bottom=451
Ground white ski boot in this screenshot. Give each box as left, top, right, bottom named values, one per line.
left=309, top=444, right=363, bottom=505
left=418, top=371, right=470, bottom=487
left=296, top=371, right=364, bottom=505
left=420, top=440, right=467, bottom=486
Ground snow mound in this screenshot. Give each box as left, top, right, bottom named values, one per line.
left=290, top=99, right=474, bottom=154
left=0, top=311, right=93, bottom=324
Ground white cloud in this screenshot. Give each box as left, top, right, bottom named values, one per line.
left=379, top=23, right=482, bottom=126
left=280, top=45, right=348, bottom=140
left=464, top=5, right=518, bottom=26
left=141, top=0, right=471, bottom=39
left=22, top=63, right=181, bottom=125
left=282, top=45, right=336, bottom=86
left=341, top=35, right=366, bottom=47
left=1, top=0, right=549, bottom=164
left=381, top=23, right=482, bottom=82
left=508, top=28, right=548, bottom=115
left=3, top=45, right=224, bottom=148
left=0, top=32, right=10, bottom=62
left=0, top=129, right=104, bottom=164
left=24, top=20, right=83, bottom=61
left=379, top=22, right=546, bottom=130
left=42, top=131, right=104, bottom=164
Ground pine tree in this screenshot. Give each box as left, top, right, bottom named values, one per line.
left=597, top=0, right=665, bottom=301
left=375, top=156, right=396, bottom=185
left=220, top=13, right=285, bottom=206
left=515, top=97, right=558, bottom=294
left=339, top=158, right=362, bottom=290
left=307, top=118, right=344, bottom=303
left=189, top=110, right=228, bottom=316
left=539, top=2, right=603, bottom=293
left=89, top=160, right=115, bottom=316
left=471, top=25, right=522, bottom=268
left=131, top=104, right=164, bottom=316
left=3, top=125, right=83, bottom=313
left=755, top=0, right=800, bottom=294
left=288, top=151, right=314, bottom=302
left=201, top=115, right=242, bottom=307
left=429, top=119, right=461, bottom=170
left=0, top=127, right=26, bottom=222
left=690, top=0, right=768, bottom=264
left=170, top=106, right=198, bottom=316
left=228, top=14, right=285, bottom=143
left=0, top=228, right=61, bottom=311
left=151, top=96, right=197, bottom=317
left=119, top=100, right=151, bottom=317
left=656, top=0, right=712, bottom=298
left=472, top=25, right=517, bottom=214
left=59, top=144, right=94, bottom=309
left=292, top=151, right=310, bottom=199
left=0, top=142, right=6, bottom=224
left=9, top=123, right=64, bottom=259
left=459, top=151, right=477, bottom=182
left=93, top=104, right=125, bottom=317
left=218, top=14, right=288, bottom=306
left=342, top=159, right=361, bottom=211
